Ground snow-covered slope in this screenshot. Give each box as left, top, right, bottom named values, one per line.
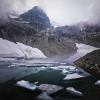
left=0, top=38, right=47, bottom=59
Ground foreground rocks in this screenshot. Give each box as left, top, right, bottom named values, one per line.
left=74, top=49, right=100, bottom=77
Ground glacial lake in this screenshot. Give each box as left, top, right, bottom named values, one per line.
left=0, top=43, right=100, bottom=100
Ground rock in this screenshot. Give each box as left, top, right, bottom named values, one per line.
left=16, top=80, right=38, bottom=90
left=38, top=84, right=63, bottom=94
left=66, top=87, right=84, bottom=97
left=37, top=92, right=54, bottom=100
left=75, top=49, right=100, bottom=77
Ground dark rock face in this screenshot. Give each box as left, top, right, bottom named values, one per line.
left=74, top=49, right=100, bottom=77
left=0, top=22, right=36, bottom=43
left=20, top=6, right=51, bottom=31
left=55, top=23, right=100, bottom=48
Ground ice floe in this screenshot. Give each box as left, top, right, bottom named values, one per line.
left=16, top=81, right=63, bottom=95
left=63, top=73, right=84, bottom=80
left=16, top=80, right=38, bottom=90
left=95, top=80, right=100, bottom=86
left=38, top=84, right=63, bottom=94
left=66, top=87, right=83, bottom=97
left=50, top=65, right=77, bottom=71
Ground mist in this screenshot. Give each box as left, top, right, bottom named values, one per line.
left=0, top=0, right=100, bottom=26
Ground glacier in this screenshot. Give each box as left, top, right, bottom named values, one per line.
left=0, top=38, right=47, bottom=59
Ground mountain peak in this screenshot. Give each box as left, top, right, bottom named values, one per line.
left=20, top=6, right=51, bottom=31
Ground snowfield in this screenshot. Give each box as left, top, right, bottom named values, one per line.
left=0, top=38, right=47, bottom=59
left=66, top=43, right=98, bottom=63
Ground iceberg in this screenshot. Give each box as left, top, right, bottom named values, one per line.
left=16, top=80, right=38, bottom=90
left=0, top=38, right=47, bottom=59
left=63, top=73, right=84, bottom=80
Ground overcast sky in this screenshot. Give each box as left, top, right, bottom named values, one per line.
left=0, top=0, right=100, bottom=26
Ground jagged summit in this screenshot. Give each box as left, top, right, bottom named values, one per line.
left=19, top=6, right=51, bottom=31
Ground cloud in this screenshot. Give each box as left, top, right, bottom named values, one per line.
left=40, top=0, right=100, bottom=26
left=0, top=0, right=100, bottom=26
left=0, top=0, right=38, bottom=21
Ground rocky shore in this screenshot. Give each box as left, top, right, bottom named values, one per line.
left=74, top=49, right=100, bottom=77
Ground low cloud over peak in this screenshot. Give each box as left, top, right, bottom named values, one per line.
left=0, top=0, right=100, bottom=26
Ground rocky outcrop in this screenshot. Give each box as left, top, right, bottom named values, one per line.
left=74, top=49, right=100, bottom=77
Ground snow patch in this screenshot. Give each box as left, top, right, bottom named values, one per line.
left=66, top=43, right=98, bottom=63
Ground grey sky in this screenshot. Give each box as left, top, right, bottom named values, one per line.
left=0, top=0, right=100, bottom=26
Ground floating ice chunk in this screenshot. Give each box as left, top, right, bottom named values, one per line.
left=16, top=80, right=38, bottom=90
left=63, top=73, right=84, bottom=80
left=66, top=87, right=83, bottom=97
left=50, top=65, right=77, bottom=71
left=65, top=65, right=77, bottom=70
left=58, top=65, right=76, bottom=70
left=37, top=92, right=54, bottom=100
left=95, top=80, right=100, bottom=86
left=8, top=64, right=16, bottom=68
left=38, top=84, right=63, bottom=94
left=62, top=69, right=69, bottom=74
left=50, top=67, right=58, bottom=70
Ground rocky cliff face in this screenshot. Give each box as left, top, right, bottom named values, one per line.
left=19, top=6, right=51, bottom=31
left=74, top=49, right=100, bottom=77
left=55, top=23, right=100, bottom=48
